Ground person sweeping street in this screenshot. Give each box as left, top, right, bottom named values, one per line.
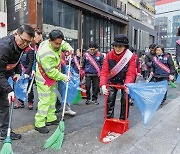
left=0, top=24, right=35, bottom=140
left=34, top=30, right=70, bottom=134
left=44, top=54, right=72, bottom=150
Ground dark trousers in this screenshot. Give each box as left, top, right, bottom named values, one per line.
left=19, top=79, right=34, bottom=103
left=0, top=88, right=9, bottom=132
left=27, top=79, right=34, bottom=103
left=154, top=77, right=168, bottom=100
left=85, top=75, right=100, bottom=101
left=107, top=87, right=129, bottom=119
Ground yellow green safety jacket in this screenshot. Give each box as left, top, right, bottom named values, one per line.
left=35, top=40, right=73, bottom=86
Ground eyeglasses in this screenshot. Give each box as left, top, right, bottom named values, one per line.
left=18, top=33, right=32, bottom=45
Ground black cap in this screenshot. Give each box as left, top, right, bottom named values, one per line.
left=89, top=42, right=98, bottom=49
left=111, top=34, right=129, bottom=46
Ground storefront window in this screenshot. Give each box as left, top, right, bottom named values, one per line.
left=43, top=0, right=78, bottom=30
left=43, top=0, right=78, bottom=49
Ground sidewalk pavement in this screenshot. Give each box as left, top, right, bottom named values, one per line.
left=95, top=96, right=180, bottom=154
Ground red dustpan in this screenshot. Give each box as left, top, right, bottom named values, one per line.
left=100, top=85, right=129, bottom=143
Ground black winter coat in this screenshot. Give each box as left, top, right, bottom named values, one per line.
left=0, top=35, right=23, bottom=93
left=176, top=40, right=180, bottom=65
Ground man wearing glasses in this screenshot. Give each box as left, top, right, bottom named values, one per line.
left=0, top=24, right=35, bottom=140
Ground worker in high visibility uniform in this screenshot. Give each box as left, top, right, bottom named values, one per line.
left=34, top=30, right=71, bottom=134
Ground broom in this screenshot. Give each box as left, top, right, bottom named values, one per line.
left=169, top=80, right=177, bottom=88
left=0, top=100, right=14, bottom=154
left=44, top=55, right=72, bottom=150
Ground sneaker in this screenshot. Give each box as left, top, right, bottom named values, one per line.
left=85, top=100, right=91, bottom=105
left=14, top=100, right=24, bottom=109
left=34, top=126, right=49, bottom=134
left=64, top=109, right=76, bottom=116
left=46, top=120, right=59, bottom=126
left=92, top=100, right=99, bottom=105
left=28, top=102, right=33, bottom=110
left=0, top=131, right=21, bottom=140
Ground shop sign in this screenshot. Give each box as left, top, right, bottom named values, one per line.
left=128, top=0, right=140, bottom=9
left=140, top=1, right=155, bottom=14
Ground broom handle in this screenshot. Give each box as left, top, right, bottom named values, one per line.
left=7, top=101, right=14, bottom=137
left=79, top=38, right=83, bottom=67
left=61, top=55, right=72, bottom=120
left=27, top=75, right=35, bottom=94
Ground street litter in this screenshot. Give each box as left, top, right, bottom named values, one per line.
left=102, top=131, right=121, bottom=143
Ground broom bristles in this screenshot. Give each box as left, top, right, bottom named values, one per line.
left=169, top=81, right=177, bottom=88
left=44, top=121, right=65, bottom=149
left=0, top=142, right=14, bottom=154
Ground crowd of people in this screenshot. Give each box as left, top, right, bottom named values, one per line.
left=0, top=24, right=180, bottom=140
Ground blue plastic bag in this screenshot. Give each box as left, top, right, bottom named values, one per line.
left=127, top=81, right=168, bottom=125
left=176, top=73, right=180, bottom=83
left=8, top=77, right=14, bottom=88
left=59, top=66, right=80, bottom=104
left=14, top=75, right=29, bottom=102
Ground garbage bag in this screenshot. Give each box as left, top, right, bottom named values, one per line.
left=8, top=77, right=14, bottom=88
left=176, top=73, right=180, bottom=83
left=14, top=75, right=29, bottom=102
left=59, top=66, right=80, bottom=104
left=127, top=80, right=168, bottom=125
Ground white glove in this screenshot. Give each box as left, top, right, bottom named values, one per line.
left=124, top=87, right=129, bottom=94
left=102, top=85, right=109, bottom=95
left=63, top=74, right=70, bottom=82
left=13, top=74, right=20, bottom=82
left=169, top=75, right=174, bottom=81
left=31, top=70, right=36, bottom=77
left=8, top=91, right=15, bottom=104
left=24, top=74, right=30, bottom=79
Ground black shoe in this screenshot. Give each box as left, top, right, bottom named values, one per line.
left=119, top=117, right=125, bottom=120
left=92, top=100, right=99, bottom=105
left=0, top=131, right=21, bottom=140
left=34, top=126, right=49, bottom=134
left=55, top=106, right=62, bottom=113
left=161, top=99, right=165, bottom=106
left=46, top=120, right=59, bottom=126
left=85, top=100, right=91, bottom=105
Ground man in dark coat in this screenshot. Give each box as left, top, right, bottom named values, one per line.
left=176, top=27, right=180, bottom=66
left=0, top=24, right=35, bottom=140
left=145, top=43, right=157, bottom=80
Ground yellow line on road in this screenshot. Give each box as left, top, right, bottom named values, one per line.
left=14, top=124, right=34, bottom=134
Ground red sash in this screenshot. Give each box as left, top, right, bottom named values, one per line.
left=60, top=52, right=66, bottom=66
left=38, top=62, right=61, bottom=87
left=6, top=52, right=23, bottom=71
left=176, top=39, right=180, bottom=46
left=153, top=56, right=170, bottom=73
left=74, top=56, right=80, bottom=71
left=108, top=49, right=133, bottom=79
left=84, top=52, right=101, bottom=76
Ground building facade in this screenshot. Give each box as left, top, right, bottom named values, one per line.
left=43, top=0, right=129, bottom=52
left=127, top=0, right=156, bottom=53
left=6, top=0, right=156, bottom=53
left=0, top=0, right=7, bottom=38
left=155, top=0, right=180, bottom=53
